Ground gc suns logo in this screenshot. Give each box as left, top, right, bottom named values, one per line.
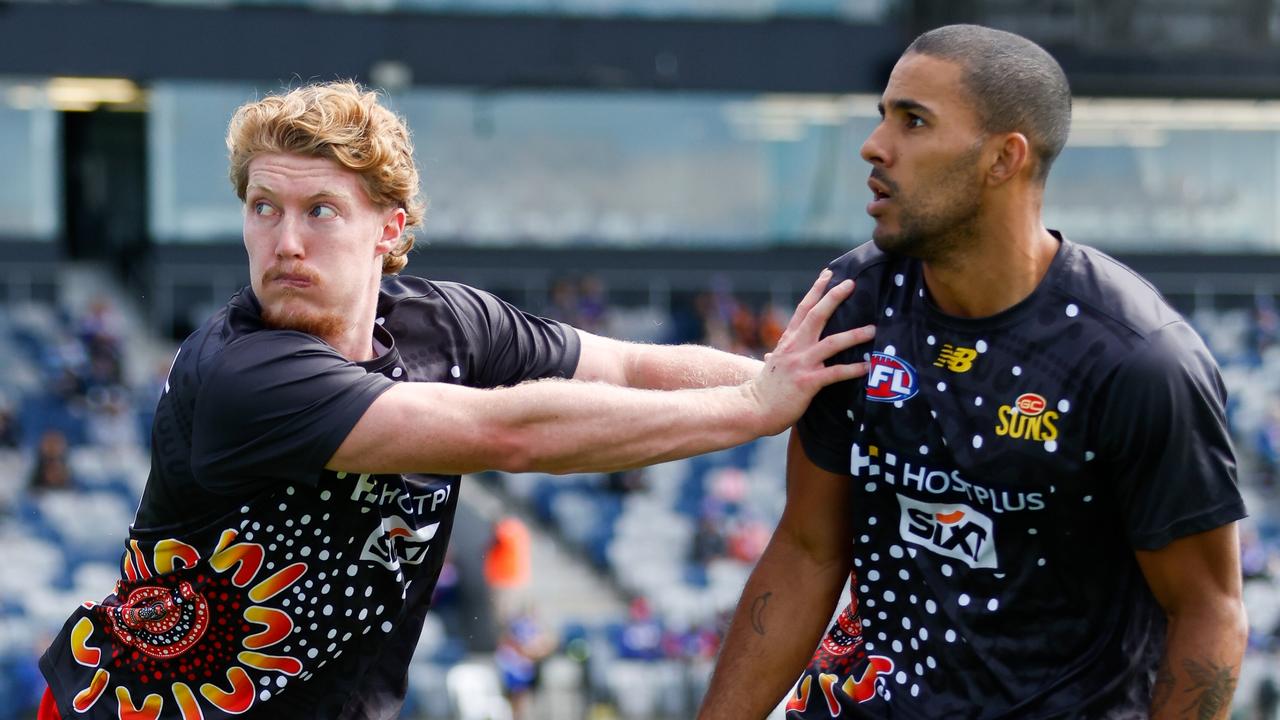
left=865, top=353, right=919, bottom=403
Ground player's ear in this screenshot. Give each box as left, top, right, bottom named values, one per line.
left=986, top=132, right=1030, bottom=187
left=375, top=208, right=408, bottom=255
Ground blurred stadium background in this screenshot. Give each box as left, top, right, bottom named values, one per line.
left=3, top=0, right=1280, bottom=717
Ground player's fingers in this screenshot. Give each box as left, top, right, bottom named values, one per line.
left=798, top=279, right=854, bottom=337
left=813, top=324, right=876, bottom=360
left=820, top=360, right=872, bottom=385
left=784, top=269, right=833, bottom=335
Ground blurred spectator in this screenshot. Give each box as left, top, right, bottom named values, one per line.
left=758, top=304, right=787, bottom=351
left=494, top=606, right=557, bottom=720
left=546, top=277, right=582, bottom=326
left=544, top=274, right=610, bottom=333
left=78, top=297, right=126, bottom=389
left=694, top=278, right=744, bottom=354
left=48, top=333, right=90, bottom=402
left=672, top=621, right=721, bottom=661
left=576, top=275, right=609, bottom=333
left=691, top=513, right=728, bottom=566
left=692, top=279, right=792, bottom=358
left=1256, top=400, right=1280, bottom=488
left=485, top=516, right=533, bottom=619
left=28, top=429, right=73, bottom=493
left=617, top=597, right=664, bottom=661
left=86, top=385, right=140, bottom=452
left=710, top=467, right=747, bottom=511
left=0, top=400, right=20, bottom=449
left=726, top=514, right=772, bottom=564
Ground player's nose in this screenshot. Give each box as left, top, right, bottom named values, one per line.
left=860, top=123, right=891, bottom=167
left=274, top=216, right=306, bottom=259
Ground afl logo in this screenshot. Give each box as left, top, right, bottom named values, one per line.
left=865, top=353, right=919, bottom=403
left=1015, top=393, right=1047, bottom=416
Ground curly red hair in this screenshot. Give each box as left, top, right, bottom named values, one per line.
left=227, top=81, right=426, bottom=274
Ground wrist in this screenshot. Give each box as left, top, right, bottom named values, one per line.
left=736, top=380, right=774, bottom=438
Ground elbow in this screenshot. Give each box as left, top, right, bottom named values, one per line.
left=1165, top=592, right=1248, bottom=645
left=494, top=451, right=537, bottom=475
left=1222, top=596, right=1249, bottom=642
left=486, top=427, right=592, bottom=475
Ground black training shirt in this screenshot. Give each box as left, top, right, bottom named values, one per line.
left=785, top=235, right=1244, bottom=719
left=40, top=276, right=579, bottom=720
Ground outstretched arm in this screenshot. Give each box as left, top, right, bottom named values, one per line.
left=1139, top=523, right=1247, bottom=720
left=328, top=271, right=873, bottom=476
left=697, top=432, right=854, bottom=719
left=573, top=331, right=762, bottom=390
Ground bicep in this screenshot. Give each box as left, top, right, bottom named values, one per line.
left=776, top=430, right=855, bottom=567
left=573, top=330, right=762, bottom=390
left=1135, top=522, right=1243, bottom=616
left=572, top=330, right=631, bottom=385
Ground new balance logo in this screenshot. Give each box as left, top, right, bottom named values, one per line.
left=933, top=344, right=977, bottom=373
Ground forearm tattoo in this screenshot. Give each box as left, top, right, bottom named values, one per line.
left=750, top=592, right=773, bottom=636
left=1179, top=658, right=1238, bottom=720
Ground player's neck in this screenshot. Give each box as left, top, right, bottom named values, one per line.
left=921, top=215, right=1059, bottom=319
left=325, top=291, right=381, bottom=362
left=327, top=323, right=377, bottom=362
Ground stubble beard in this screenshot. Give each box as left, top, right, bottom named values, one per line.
left=872, top=145, right=985, bottom=264
left=873, top=192, right=982, bottom=265
left=261, top=290, right=348, bottom=341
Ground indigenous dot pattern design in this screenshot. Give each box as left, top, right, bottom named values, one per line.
left=62, top=478, right=439, bottom=719
left=787, top=239, right=1181, bottom=718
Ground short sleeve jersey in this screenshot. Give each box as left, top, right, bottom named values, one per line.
left=787, top=235, right=1245, bottom=719
left=39, top=276, right=580, bottom=720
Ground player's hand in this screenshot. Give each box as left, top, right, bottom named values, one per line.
left=746, top=269, right=874, bottom=436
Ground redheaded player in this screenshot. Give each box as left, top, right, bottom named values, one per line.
left=36, top=82, right=874, bottom=720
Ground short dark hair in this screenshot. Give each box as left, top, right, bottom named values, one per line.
left=905, top=24, right=1071, bottom=183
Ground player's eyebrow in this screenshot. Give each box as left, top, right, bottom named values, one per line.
left=877, top=98, right=935, bottom=118
left=246, top=183, right=354, bottom=203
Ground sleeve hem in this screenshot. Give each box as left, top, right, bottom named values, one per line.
left=301, top=377, right=399, bottom=484
left=557, top=324, right=583, bottom=379
left=796, top=428, right=852, bottom=477
left=1129, top=498, right=1248, bottom=551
